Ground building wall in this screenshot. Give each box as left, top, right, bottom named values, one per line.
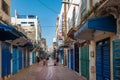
left=66, top=0, right=81, bottom=33
left=0, top=41, right=1, bottom=78
left=41, top=38, right=47, bottom=51
left=0, top=0, right=11, bottom=23
left=89, top=41, right=96, bottom=80
left=11, top=13, right=41, bottom=43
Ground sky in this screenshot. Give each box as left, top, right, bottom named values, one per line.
left=11, top=0, right=62, bottom=48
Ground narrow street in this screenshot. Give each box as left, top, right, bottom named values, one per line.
left=7, top=58, right=83, bottom=80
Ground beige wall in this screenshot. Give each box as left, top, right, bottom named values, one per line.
left=21, top=26, right=36, bottom=42
left=0, top=0, right=11, bottom=23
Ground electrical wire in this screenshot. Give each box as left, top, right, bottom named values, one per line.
left=37, top=0, right=59, bottom=14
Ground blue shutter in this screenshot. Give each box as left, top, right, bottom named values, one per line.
left=113, top=40, right=120, bottom=80
left=2, top=42, right=11, bottom=77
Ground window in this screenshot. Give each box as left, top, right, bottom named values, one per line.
left=21, top=22, right=27, bottom=24
left=28, top=22, right=35, bottom=26
left=30, top=24, right=35, bottom=26
left=2, top=0, right=9, bottom=15
left=72, top=7, right=76, bottom=27
left=28, top=22, right=34, bottom=24
left=28, top=15, right=36, bottom=19
left=81, top=0, right=87, bottom=17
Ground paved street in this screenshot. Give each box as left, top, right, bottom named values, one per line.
left=7, top=58, right=83, bottom=80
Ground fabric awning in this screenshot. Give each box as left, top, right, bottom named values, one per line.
left=0, top=24, right=19, bottom=41
left=74, top=16, right=116, bottom=40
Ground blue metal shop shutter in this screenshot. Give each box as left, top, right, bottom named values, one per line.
left=27, top=48, right=30, bottom=67
left=96, top=42, right=103, bottom=80
left=18, top=47, right=22, bottom=70
left=74, top=43, right=79, bottom=73
left=103, top=40, right=110, bottom=80
left=71, top=49, right=74, bottom=70
left=113, top=40, right=120, bottom=80
left=32, top=52, right=35, bottom=63
left=2, top=42, right=11, bottom=77
left=12, top=46, right=18, bottom=74
left=96, top=38, right=110, bottom=80
left=69, top=50, right=71, bottom=69
left=67, top=50, right=69, bottom=68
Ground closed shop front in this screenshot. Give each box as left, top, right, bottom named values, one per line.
left=113, top=40, right=120, bottom=80
left=23, top=48, right=27, bottom=68
left=18, top=47, right=22, bottom=70
left=70, top=49, right=74, bottom=70
left=32, top=52, right=35, bottom=64
left=81, top=45, right=89, bottom=79
left=1, top=42, right=11, bottom=77
left=68, top=49, right=71, bottom=69
left=27, top=48, right=30, bottom=67
left=74, top=43, right=79, bottom=73
left=60, top=50, right=64, bottom=64
left=96, top=38, right=110, bottom=80
left=12, top=46, right=18, bottom=74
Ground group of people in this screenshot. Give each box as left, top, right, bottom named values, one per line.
left=35, top=55, right=59, bottom=66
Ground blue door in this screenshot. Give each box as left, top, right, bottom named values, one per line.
left=113, top=40, right=120, bottom=80
left=12, top=46, right=18, bottom=74
left=2, top=42, right=11, bottom=77
left=32, top=52, right=35, bottom=63
left=67, top=50, right=70, bottom=68
left=27, top=49, right=30, bottom=67
left=23, top=49, right=26, bottom=68
left=96, top=42, right=103, bottom=80
left=96, top=38, right=110, bottom=80
left=71, top=49, right=74, bottom=70
left=61, top=52, right=64, bottom=64
left=74, top=43, right=79, bottom=73
left=68, top=49, right=71, bottom=69
left=18, top=47, right=22, bottom=70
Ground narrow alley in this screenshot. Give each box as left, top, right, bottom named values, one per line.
left=0, top=0, right=120, bottom=80
left=7, top=58, right=83, bottom=80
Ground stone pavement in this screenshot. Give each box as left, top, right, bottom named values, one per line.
left=7, top=58, right=84, bottom=80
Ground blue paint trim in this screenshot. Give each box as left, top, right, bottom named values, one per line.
left=0, top=24, right=13, bottom=31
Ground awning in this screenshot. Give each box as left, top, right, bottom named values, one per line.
left=67, top=27, right=78, bottom=40
left=22, top=42, right=33, bottom=47
left=74, top=16, right=116, bottom=40
left=0, top=24, right=19, bottom=41
left=59, top=44, right=69, bottom=48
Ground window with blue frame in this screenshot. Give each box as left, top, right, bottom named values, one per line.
left=81, top=0, right=87, bottom=17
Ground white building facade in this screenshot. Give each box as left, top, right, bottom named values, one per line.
left=11, top=11, right=41, bottom=43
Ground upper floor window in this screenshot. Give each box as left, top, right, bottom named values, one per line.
left=28, top=22, right=35, bottom=26
left=21, top=22, right=27, bottom=24
left=72, top=7, right=76, bottom=27
left=81, top=0, right=87, bottom=17
left=17, top=15, right=27, bottom=18
left=28, top=15, right=36, bottom=19
left=2, top=0, right=9, bottom=15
